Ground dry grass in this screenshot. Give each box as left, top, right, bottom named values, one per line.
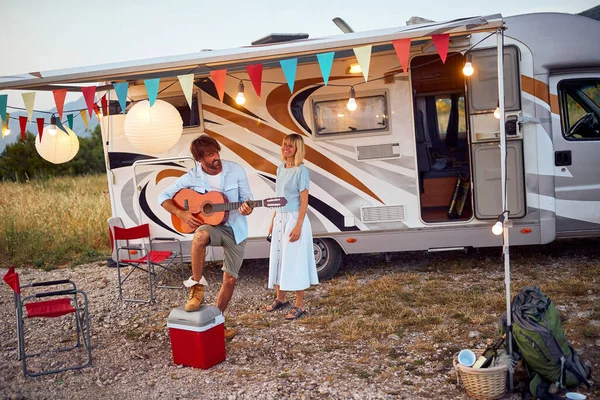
left=0, top=174, right=112, bottom=269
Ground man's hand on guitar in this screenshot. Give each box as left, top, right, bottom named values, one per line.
left=239, top=197, right=253, bottom=216
left=178, top=210, right=204, bottom=230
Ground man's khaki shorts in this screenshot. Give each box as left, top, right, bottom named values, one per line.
left=196, top=224, right=246, bottom=279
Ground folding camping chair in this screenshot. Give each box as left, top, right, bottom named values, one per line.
left=2, top=266, right=92, bottom=377
left=112, top=223, right=185, bottom=303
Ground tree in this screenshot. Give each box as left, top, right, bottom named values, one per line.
left=0, top=125, right=106, bottom=181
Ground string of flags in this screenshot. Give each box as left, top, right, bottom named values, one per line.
left=0, top=33, right=452, bottom=142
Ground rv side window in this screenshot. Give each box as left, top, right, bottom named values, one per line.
left=558, top=79, right=600, bottom=140
left=312, top=94, right=389, bottom=137
left=435, top=95, right=467, bottom=144
left=162, top=94, right=201, bottom=129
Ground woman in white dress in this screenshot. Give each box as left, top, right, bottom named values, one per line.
left=265, top=134, right=319, bottom=320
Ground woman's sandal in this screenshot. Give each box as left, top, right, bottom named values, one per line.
left=266, top=299, right=290, bottom=312
left=285, top=307, right=307, bottom=320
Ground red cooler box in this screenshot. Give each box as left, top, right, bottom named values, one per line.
left=167, top=305, right=225, bottom=369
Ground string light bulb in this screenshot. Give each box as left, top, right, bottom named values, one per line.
left=493, top=100, right=501, bottom=119
left=347, top=87, right=357, bottom=111
left=492, top=211, right=509, bottom=236
left=462, top=61, right=474, bottom=76
left=48, top=116, right=58, bottom=136
left=235, top=81, right=246, bottom=105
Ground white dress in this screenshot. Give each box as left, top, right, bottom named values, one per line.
left=267, top=164, right=319, bottom=291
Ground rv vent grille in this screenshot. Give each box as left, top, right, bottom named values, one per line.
left=356, top=143, right=400, bottom=161
left=361, top=205, right=405, bottom=223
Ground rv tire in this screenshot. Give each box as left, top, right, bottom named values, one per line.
left=313, top=238, right=343, bottom=281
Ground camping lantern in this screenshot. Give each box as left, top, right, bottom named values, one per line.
left=35, top=126, right=80, bottom=164
left=123, top=99, right=183, bottom=154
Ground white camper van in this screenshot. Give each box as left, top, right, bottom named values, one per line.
left=2, top=13, right=599, bottom=279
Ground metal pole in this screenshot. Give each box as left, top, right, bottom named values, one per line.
left=497, top=26, right=513, bottom=390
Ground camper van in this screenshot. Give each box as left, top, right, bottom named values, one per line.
left=2, top=13, right=599, bottom=280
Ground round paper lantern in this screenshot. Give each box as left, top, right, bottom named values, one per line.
left=123, top=100, right=183, bottom=153
left=35, top=126, right=80, bottom=164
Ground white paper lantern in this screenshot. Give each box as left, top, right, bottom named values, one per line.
left=35, top=126, right=80, bottom=164
left=123, top=99, right=183, bottom=154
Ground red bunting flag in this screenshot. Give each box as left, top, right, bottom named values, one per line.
left=431, top=34, right=450, bottom=64
left=19, top=116, right=27, bottom=142
left=245, top=64, right=263, bottom=98
left=36, top=117, right=45, bottom=141
left=210, top=69, right=227, bottom=103
left=2, top=266, right=20, bottom=294
left=101, top=94, right=108, bottom=115
left=81, top=86, right=97, bottom=117
left=52, top=89, right=67, bottom=119
left=392, top=38, right=412, bottom=73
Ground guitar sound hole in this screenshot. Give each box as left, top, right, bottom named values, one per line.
left=203, top=203, right=213, bottom=214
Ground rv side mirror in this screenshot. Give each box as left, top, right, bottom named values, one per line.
left=505, top=115, right=518, bottom=136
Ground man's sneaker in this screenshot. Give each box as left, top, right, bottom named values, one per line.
left=224, top=327, right=238, bottom=340
left=184, top=284, right=204, bottom=312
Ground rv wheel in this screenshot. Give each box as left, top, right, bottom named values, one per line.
left=313, top=238, right=343, bottom=280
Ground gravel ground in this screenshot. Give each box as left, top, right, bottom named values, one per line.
left=0, top=242, right=597, bottom=400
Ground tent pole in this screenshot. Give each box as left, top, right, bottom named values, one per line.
left=497, top=26, right=513, bottom=390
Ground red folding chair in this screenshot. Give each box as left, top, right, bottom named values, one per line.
left=3, top=266, right=92, bottom=377
left=113, top=223, right=185, bottom=303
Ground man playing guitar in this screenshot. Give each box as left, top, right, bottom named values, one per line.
left=159, top=134, right=253, bottom=340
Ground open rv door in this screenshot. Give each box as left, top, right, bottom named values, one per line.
left=467, top=46, right=526, bottom=220
left=550, top=73, right=600, bottom=236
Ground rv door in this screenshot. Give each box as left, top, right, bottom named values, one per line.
left=550, top=73, right=600, bottom=236
left=467, top=46, right=526, bottom=220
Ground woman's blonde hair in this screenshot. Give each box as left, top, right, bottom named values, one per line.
left=280, top=133, right=305, bottom=166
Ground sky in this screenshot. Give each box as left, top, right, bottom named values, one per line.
left=0, top=0, right=598, bottom=110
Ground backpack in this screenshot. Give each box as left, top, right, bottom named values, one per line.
left=501, top=286, right=591, bottom=398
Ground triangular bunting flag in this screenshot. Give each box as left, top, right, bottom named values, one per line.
left=431, top=34, right=450, bottom=64
left=144, top=78, right=160, bottom=106
left=93, top=104, right=101, bottom=120
left=101, top=94, right=108, bottom=115
left=0, top=94, right=7, bottom=125
left=353, top=45, right=372, bottom=82
left=245, top=64, right=263, bottom=98
left=36, top=118, right=45, bottom=141
left=67, top=114, right=74, bottom=130
left=19, top=116, right=27, bottom=142
left=208, top=70, right=226, bottom=103
left=55, top=117, right=67, bottom=133
left=178, top=74, right=195, bottom=107
left=2, top=266, right=20, bottom=295
left=113, top=82, right=129, bottom=114
left=80, top=110, right=89, bottom=129
left=52, top=89, right=67, bottom=119
left=317, top=52, right=335, bottom=86
left=81, top=86, right=96, bottom=117
left=22, top=92, right=36, bottom=122
left=392, top=38, right=412, bottom=73
left=279, top=58, right=298, bottom=93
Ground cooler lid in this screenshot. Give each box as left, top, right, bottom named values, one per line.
left=167, top=305, right=222, bottom=328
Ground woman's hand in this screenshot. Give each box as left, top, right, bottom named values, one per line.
left=289, top=224, right=302, bottom=242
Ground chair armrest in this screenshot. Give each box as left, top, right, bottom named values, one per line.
left=35, top=289, right=77, bottom=298
left=31, top=279, right=71, bottom=287
left=152, top=237, right=181, bottom=242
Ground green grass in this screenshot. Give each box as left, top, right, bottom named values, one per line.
left=0, top=174, right=112, bottom=268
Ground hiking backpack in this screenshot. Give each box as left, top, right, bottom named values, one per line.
left=502, top=286, right=591, bottom=397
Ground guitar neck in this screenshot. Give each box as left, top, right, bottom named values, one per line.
left=211, top=200, right=263, bottom=212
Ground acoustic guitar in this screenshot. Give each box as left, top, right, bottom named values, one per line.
left=171, top=188, right=287, bottom=233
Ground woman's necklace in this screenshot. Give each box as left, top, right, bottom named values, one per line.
left=285, top=161, right=294, bottom=168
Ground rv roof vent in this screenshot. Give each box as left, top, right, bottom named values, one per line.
left=251, top=33, right=309, bottom=46
left=406, top=16, right=435, bottom=25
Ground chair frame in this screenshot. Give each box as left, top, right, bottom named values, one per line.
left=4, top=267, right=92, bottom=377
left=113, top=223, right=185, bottom=303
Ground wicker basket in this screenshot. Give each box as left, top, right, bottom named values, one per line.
left=453, top=349, right=508, bottom=400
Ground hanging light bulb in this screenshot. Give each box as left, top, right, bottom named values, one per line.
left=235, top=81, right=246, bottom=105
left=494, top=106, right=501, bottom=119
left=492, top=211, right=509, bottom=236
left=48, top=116, right=58, bottom=136
left=462, top=61, right=474, bottom=76
left=2, top=126, right=10, bottom=136
left=347, top=87, right=357, bottom=111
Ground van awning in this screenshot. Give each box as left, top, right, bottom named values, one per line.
left=0, top=14, right=503, bottom=91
